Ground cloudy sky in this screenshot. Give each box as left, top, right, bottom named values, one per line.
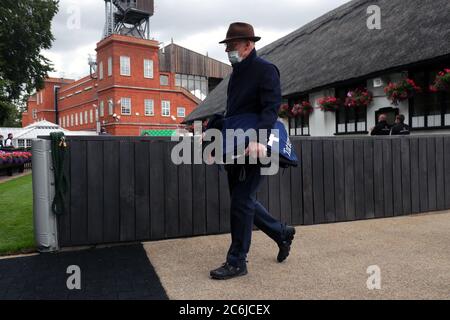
left=45, top=0, right=350, bottom=79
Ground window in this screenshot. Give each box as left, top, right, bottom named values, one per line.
left=120, top=56, right=130, bottom=76
left=160, top=75, right=169, bottom=86
left=175, top=73, right=208, bottom=100
left=144, top=59, right=154, bottom=79
left=18, top=140, right=25, bottom=148
left=335, top=85, right=368, bottom=134
left=90, top=109, right=94, bottom=123
left=66, top=115, right=69, bottom=127
left=161, top=100, right=170, bottom=116
left=59, top=117, right=62, bottom=126
left=95, top=109, right=99, bottom=122
left=121, top=97, right=131, bottom=115
left=75, top=113, right=78, bottom=126
left=144, top=99, right=154, bottom=116
left=410, top=68, right=450, bottom=129
left=108, top=99, right=114, bottom=115
left=99, top=61, right=104, bottom=80
left=181, top=74, right=188, bottom=88
left=26, top=140, right=32, bottom=148
left=289, top=117, right=310, bottom=136
left=108, top=57, right=112, bottom=76
left=85, top=111, right=88, bottom=124
left=99, top=101, right=104, bottom=117
left=79, top=112, right=83, bottom=125
left=71, top=114, right=74, bottom=127
left=177, top=107, right=186, bottom=118
left=32, top=109, right=37, bottom=119
left=62, top=117, right=65, bottom=128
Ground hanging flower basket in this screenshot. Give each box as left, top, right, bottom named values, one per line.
left=430, top=69, right=450, bottom=92
left=278, top=103, right=291, bottom=119
left=317, top=97, right=340, bottom=112
left=345, top=88, right=373, bottom=108
left=384, top=78, right=422, bottom=105
left=290, top=104, right=302, bottom=118
left=299, top=101, right=314, bottom=116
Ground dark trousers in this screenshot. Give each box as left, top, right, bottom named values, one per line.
left=225, top=164, right=285, bottom=268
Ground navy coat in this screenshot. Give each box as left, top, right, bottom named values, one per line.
left=207, top=48, right=282, bottom=136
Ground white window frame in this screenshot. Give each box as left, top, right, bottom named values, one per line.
left=120, top=56, right=131, bottom=76
left=99, top=101, right=104, bottom=117
left=160, top=74, right=169, bottom=86
left=144, top=59, right=154, bottom=79
left=75, top=113, right=78, bottom=126
left=84, top=111, right=88, bottom=124
left=177, top=107, right=186, bottom=118
left=32, top=109, right=37, bottom=119
left=99, top=61, right=104, bottom=80
left=79, top=112, right=83, bottom=125
left=144, top=99, right=154, bottom=116
left=108, top=57, right=112, bottom=76
left=71, top=114, right=74, bottom=127
left=161, top=100, right=171, bottom=117
left=108, top=99, right=114, bottom=115
left=121, top=97, right=132, bottom=115
left=90, top=109, right=94, bottom=123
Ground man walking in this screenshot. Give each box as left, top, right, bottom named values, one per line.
left=207, top=22, right=296, bottom=280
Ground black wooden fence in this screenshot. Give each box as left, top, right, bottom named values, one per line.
left=53, top=135, right=450, bottom=247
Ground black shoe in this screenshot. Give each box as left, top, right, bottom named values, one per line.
left=210, top=263, right=248, bottom=280
left=277, top=226, right=296, bottom=263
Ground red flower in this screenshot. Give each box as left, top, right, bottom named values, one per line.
left=384, top=78, right=422, bottom=105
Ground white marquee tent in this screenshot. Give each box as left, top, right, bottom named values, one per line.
left=0, top=120, right=97, bottom=148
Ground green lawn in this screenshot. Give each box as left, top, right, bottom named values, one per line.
left=0, top=174, right=35, bottom=255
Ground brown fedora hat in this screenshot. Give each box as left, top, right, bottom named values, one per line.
left=219, top=22, right=261, bottom=44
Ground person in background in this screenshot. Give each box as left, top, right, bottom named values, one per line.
left=370, top=114, right=392, bottom=136
left=0, top=135, right=4, bottom=148
left=99, top=127, right=108, bottom=135
left=390, top=114, right=411, bottom=135
left=4, top=133, right=13, bottom=147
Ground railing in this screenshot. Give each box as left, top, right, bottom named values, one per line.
left=34, top=135, right=450, bottom=248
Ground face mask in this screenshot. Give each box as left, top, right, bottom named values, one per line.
left=228, top=51, right=243, bottom=64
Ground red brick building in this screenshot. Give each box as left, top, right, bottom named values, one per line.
left=22, top=34, right=231, bottom=136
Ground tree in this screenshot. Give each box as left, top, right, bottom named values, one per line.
left=0, top=0, right=59, bottom=125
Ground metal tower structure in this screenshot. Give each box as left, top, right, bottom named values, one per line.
left=103, top=0, right=154, bottom=40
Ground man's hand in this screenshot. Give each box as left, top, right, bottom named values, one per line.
left=245, top=141, right=267, bottom=159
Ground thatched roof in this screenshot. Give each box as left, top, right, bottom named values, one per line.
left=186, top=0, right=450, bottom=122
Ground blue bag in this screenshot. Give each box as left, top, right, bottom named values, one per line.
left=221, top=113, right=299, bottom=168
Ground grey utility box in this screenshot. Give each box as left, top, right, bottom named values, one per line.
left=32, top=139, right=59, bottom=252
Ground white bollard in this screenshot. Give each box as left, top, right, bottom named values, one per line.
left=32, top=139, right=59, bottom=252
